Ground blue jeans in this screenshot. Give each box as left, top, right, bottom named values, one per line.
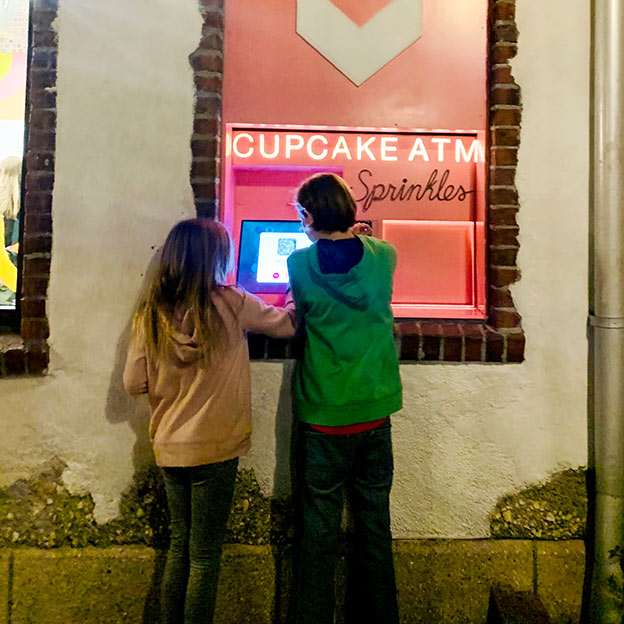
left=160, top=459, right=238, bottom=624
left=294, top=421, right=399, bottom=624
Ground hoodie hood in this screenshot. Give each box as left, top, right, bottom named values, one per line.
left=308, top=237, right=376, bottom=310
left=170, top=308, right=204, bottom=364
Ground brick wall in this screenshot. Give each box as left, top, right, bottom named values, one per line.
left=190, top=0, right=224, bottom=218
left=191, top=0, right=526, bottom=364
left=0, top=0, right=525, bottom=376
left=0, top=0, right=57, bottom=376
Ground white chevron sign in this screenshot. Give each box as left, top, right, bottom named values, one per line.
left=297, top=0, right=423, bottom=86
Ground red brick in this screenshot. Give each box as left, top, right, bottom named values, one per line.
left=400, top=336, right=420, bottom=360
left=24, top=192, right=53, bottom=214
left=492, top=43, right=517, bottom=63
left=199, top=0, right=224, bottom=10
left=20, top=298, right=46, bottom=317
left=194, top=94, right=222, bottom=117
left=490, top=308, right=522, bottom=328
left=489, top=286, right=515, bottom=308
left=191, top=138, right=219, bottom=159
left=506, top=332, right=526, bottom=363
left=29, top=87, right=56, bottom=109
left=493, top=2, right=515, bottom=21
left=491, top=85, right=520, bottom=106
left=23, top=234, right=52, bottom=254
left=464, top=335, right=483, bottom=361
left=195, top=199, right=217, bottom=218
left=32, top=11, right=56, bottom=33
left=21, top=276, right=49, bottom=297
left=439, top=323, right=463, bottom=338
left=30, top=69, right=56, bottom=91
left=490, top=107, right=521, bottom=126
left=191, top=159, right=218, bottom=179
left=395, top=322, right=420, bottom=337
left=419, top=322, right=442, bottom=336
left=491, top=127, right=520, bottom=147
left=494, top=22, right=518, bottom=43
left=194, top=73, right=223, bottom=93
left=24, top=213, right=53, bottom=234
left=26, top=172, right=54, bottom=193
left=489, top=227, right=519, bottom=246
left=491, top=64, right=513, bottom=84
left=33, top=0, right=59, bottom=12
left=21, top=318, right=50, bottom=340
left=489, top=247, right=518, bottom=266
left=200, top=27, right=223, bottom=50
left=25, top=348, right=49, bottom=374
left=191, top=183, right=217, bottom=200
left=460, top=324, right=486, bottom=338
left=190, top=51, right=223, bottom=73
left=32, top=29, right=57, bottom=47
left=29, top=110, right=56, bottom=132
left=443, top=336, right=462, bottom=362
left=4, top=349, right=26, bottom=375
left=489, top=167, right=516, bottom=186
left=490, top=267, right=520, bottom=287
left=26, top=153, right=54, bottom=173
left=194, top=118, right=219, bottom=135
left=489, top=208, right=518, bottom=226
left=27, top=130, right=56, bottom=152
left=491, top=147, right=518, bottom=166
left=422, top=335, right=441, bottom=361
left=202, top=11, right=224, bottom=29
left=486, top=330, right=504, bottom=362
left=24, top=256, right=51, bottom=276
left=489, top=187, right=518, bottom=204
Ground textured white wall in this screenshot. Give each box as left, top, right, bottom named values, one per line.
left=0, top=0, right=201, bottom=522
left=0, top=0, right=590, bottom=536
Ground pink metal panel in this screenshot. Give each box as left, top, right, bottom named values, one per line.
left=223, top=0, right=487, bottom=130
left=381, top=220, right=474, bottom=306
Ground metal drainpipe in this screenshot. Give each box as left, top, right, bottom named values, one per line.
left=588, top=0, right=624, bottom=621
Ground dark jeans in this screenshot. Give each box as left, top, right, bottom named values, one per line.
left=294, top=421, right=399, bottom=624
left=160, top=458, right=238, bottom=624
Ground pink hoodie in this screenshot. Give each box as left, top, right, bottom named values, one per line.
left=123, top=287, right=296, bottom=467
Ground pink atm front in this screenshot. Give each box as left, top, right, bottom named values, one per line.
left=223, top=124, right=486, bottom=319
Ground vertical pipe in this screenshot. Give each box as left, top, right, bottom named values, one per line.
left=588, top=0, right=624, bottom=621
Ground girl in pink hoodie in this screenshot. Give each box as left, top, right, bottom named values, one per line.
left=123, top=218, right=296, bottom=624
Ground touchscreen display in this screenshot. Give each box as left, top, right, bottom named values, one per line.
left=237, top=220, right=313, bottom=293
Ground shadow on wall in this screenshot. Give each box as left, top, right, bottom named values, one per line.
left=104, top=250, right=168, bottom=624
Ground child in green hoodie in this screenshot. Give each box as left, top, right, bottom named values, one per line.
left=287, top=173, right=402, bottom=624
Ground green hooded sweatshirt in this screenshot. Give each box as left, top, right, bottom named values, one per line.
left=287, top=236, right=402, bottom=425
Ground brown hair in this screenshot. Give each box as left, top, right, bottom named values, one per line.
left=296, top=173, right=357, bottom=233
left=133, top=218, right=233, bottom=361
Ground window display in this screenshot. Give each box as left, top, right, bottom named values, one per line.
left=0, top=0, right=29, bottom=310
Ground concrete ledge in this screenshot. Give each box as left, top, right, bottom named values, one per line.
left=0, top=540, right=585, bottom=624
left=536, top=541, right=585, bottom=624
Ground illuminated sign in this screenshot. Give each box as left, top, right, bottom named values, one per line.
left=232, top=132, right=484, bottom=164
left=224, top=124, right=487, bottom=319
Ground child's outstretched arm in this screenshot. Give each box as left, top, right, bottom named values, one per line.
left=239, top=290, right=297, bottom=339
left=123, top=336, right=148, bottom=395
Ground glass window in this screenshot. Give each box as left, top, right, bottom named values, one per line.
left=0, top=0, right=29, bottom=311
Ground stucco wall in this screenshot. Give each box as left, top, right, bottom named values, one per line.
left=0, top=0, right=590, bottom=537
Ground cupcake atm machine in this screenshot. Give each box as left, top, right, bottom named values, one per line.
left=223, top=123, right=486, bottom=319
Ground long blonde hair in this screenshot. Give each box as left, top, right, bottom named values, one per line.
left=0, top=156, right=22, bottom=221
left=134, top=218, right=233, bottom=361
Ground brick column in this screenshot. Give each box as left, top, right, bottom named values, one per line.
left=190, top=0, right=225, bottom=218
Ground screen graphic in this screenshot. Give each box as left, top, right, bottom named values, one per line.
left=237, top=221, right=313, bottom=293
